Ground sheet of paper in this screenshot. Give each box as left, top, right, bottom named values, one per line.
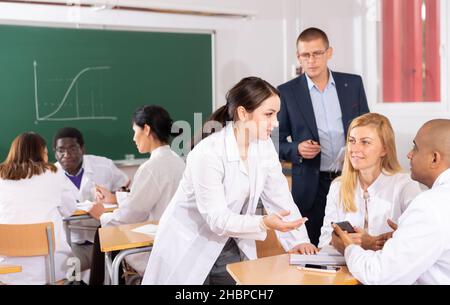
left=76, top=201, right=118, bottom=212
left=131, top=224, right=158, bottom=236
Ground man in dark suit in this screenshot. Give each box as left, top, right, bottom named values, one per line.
left=278, top=28, right=369, bottom=246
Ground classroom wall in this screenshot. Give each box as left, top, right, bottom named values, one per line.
left=0, top=0, right=300, bottom=110
left=1, top=0, right=448, bottom=171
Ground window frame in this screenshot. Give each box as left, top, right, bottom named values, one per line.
left=366, top=0, right=449, bottom=117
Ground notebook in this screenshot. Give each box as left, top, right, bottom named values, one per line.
left=289, top=245, right=346, bottom=266
left=76, top=201, right=118, bottom=212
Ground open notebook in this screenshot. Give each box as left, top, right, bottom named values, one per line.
left=290, top=245, right=346, bottom=266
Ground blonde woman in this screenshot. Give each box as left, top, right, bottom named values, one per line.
left=318, top=113, right=422, bottom=250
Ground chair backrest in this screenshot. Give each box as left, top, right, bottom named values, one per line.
left=256, top=229, right=286, bottom=258
left=0, top=222, right=56, bottom=284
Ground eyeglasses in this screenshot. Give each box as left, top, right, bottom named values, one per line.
left=298, top=49, right=328, bottom=61
left=55, top=145, right=81, bottom=155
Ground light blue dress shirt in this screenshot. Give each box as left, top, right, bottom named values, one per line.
left=305, top=70, right=345, bottom=172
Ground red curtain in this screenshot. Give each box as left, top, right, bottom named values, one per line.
left=382, top=0, right=440, bottom=102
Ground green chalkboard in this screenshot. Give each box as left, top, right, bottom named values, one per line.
left=0, top=24, right=213, bottom=161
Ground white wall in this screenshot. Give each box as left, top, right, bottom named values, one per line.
left=1, top=0, right=448, bottom=170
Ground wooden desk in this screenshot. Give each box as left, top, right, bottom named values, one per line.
left=63, top=205, right=118, bottom=245
left=0, top=265, right=22, bottom=275
left=72, top=206, right=117, bottom=216
left=227, top=254, right=358, bottom=285
left=99, top=221, right=155, bottom=252
left=99, top=221, right=156, bottom=285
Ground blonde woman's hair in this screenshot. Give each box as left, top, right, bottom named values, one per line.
left=339, top=113, right=402, bottom=212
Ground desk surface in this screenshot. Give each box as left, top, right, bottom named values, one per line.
left=227, top=254, right=358, bottom=285
left=0, top=265, right=22, bottom=275
left=99, top=221, right=156, bottom=253
left=72, top=206, right=117, bottom=216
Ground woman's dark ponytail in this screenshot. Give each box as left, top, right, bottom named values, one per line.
left=132, top=105, right=176, bottom=144
left=197, top=76, right=279, bottom=143
left=206, top=104, right=231, bottom=127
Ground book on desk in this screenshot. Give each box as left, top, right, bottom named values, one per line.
left=289, top=245, right=346, bottom=266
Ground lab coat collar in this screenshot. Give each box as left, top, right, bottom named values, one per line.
left=358, top=171, right=388, bottom=198
left=225, top=122, right=240, bottom=162
left=432, top=168, right=450, bottom=189
left=150, top=145, right=171, bottom=160
left=81, top=155, right=94, bottom=175
left=56, top=155, right=92, bottom=177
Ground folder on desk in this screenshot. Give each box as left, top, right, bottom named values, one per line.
left=131, top=224, right=158, bottom=236
left=289, top=254, right=346, bottom=266
left=289, top=246, right=346, bottom=266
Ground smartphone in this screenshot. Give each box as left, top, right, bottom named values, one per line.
left=298, top=264, right=341, bottom=274
left=334, top=221, right=356, bottom=233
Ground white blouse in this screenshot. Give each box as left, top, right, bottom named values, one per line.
left=318, top=172, right=423, bottom=248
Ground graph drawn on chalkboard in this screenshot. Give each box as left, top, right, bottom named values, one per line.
left=33, top=60, right=117, bottom=123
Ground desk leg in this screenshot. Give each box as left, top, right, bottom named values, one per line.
left=63, top=220, right=72, bottom=246
left=104, top=252, right=113, bottom=285
left=62, top=215, right=92, bottom=246
left=110, top=246, right=153, bottom=285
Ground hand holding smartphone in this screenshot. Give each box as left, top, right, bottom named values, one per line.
left=333, top=221, right=356, bottom=233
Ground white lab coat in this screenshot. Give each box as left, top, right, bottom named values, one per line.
left=56, top=154, right=129, bottom=243
left=344, top=168, right=450, bottom=284
left=0, top=170, right=74, bottom=285
left=318, top=172, right=422, bottom=248
left=100, top=145, right=185, bottom=275
left=141, top=123, right=310, bottom=285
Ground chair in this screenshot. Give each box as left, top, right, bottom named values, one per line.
left=256, top=229, right=286, bottom=258
left=281, top=161, right=292, bottom=190
left=0, top=222, right=57, bottom=284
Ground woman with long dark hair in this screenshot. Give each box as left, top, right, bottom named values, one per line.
left=142, top=77, right=317, bottom=285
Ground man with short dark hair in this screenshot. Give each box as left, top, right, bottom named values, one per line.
left=278, top=27, right=369, bottom=245
left=333, top=119, right=450, bottom=284
left=54, top=127, right=129, bottom=274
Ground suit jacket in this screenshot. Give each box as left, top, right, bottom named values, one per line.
left=277, top=71, right=369, bottom=212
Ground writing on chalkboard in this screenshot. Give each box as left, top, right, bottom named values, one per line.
left=33, top=60, right=117, bottom=123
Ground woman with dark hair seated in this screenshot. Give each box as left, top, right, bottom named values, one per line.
left=88, top=105, right=186, bottom=284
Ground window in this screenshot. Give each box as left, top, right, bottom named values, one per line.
left=381, top=0, right=440, bottom=103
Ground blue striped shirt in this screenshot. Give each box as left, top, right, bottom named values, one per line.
left=305, top=71, right=345, bottom=172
